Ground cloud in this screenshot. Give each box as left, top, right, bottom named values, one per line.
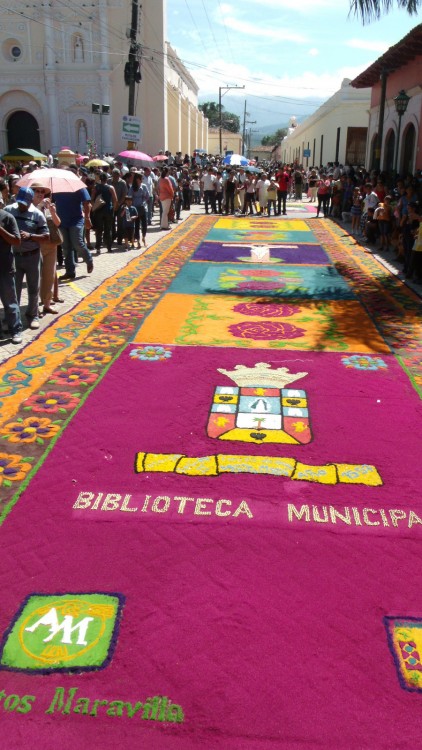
left=308, top=48, right=319, bottom=56
left=182, top=56, right=372, bottom=102
left=216, top=14, right=307, bottom=43
left=346, top=38, right=390, bottom=52
left=242, top=0, right=338, bottom=11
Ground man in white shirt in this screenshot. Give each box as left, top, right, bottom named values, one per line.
left=201, top=167, right=217, bottom=214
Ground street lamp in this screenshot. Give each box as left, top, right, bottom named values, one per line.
left=219, top=84, right=245, bottom=155
left=92, top=103, right=110, bottom=157
left=393, top=89, right=410, bottom=175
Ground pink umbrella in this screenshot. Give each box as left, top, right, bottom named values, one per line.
left=153, top=154, right=168, bottom=162
left=17, top=168, right=87, bottom=193
left=118, top=150, right=154, bottom=164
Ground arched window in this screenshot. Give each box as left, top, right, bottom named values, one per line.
left=383, top=129, right=395, bottom=173
left=369, top=133, right=377, bottom=170
left=7, top=111, right=40, bottom=151
left=401, top=123, right=416, bottom=176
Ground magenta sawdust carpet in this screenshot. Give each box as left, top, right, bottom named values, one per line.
left=0, top=215, right=422, bottom=748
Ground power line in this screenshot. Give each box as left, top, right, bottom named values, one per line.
left=200, top=0, right=225, bottom=59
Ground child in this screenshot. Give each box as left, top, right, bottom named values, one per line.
left=267, top=178, right=277, bottom=216
left=374, top=195, right=393, bottom=251
left=350, top=187, right=363, bottom=235
left=191, top=175, right=200, bottom=204
left=120, top=195, right=138, bottom=250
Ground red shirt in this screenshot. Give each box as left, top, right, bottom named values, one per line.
left=276, top=171, right=289, bottom=191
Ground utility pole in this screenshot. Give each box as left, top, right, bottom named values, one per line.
left=219, top=84, right=245, bottom=155
left=242, top=100, right=248, bottom=155
left=124, top=0, right=141, bottom=148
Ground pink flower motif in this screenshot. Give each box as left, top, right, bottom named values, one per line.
left=238, top=269, right=280, bottom=277
left=233, top=302, right=300, bottom=317
left=237, top=281, right=282, bottom=290
left=229, top=321, right=306, bottom=340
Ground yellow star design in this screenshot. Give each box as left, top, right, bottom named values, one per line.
left=215, top=416, right=229, bottom=427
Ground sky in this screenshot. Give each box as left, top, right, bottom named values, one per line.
left=165, top=0, right=418, bottom=135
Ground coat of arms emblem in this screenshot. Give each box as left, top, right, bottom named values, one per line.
left=207, top=363, right=311, bottom=445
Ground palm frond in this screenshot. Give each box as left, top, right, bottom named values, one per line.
left=349, top=0, right=420, bottom=24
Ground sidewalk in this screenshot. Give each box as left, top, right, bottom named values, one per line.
left=0, top=211, right=192, bottom=364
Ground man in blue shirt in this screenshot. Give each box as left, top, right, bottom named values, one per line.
left=54, top=187, right=93, bottom=280
left=5, top=186, right=49, bottom=329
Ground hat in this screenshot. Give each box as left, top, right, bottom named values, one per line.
left=16, top=187, right=34, bottom=206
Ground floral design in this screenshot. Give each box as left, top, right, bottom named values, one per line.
left=342, top=355, right=388, bottom=371
left=238, top=269, right=281, bottom=277
left=69, top=350, right=112, bottom=367
left=228, top=321, right=306, bottom=341
left=0, top=417, right=61, bottom=444
left=24, top=391, right=80, bottom=414
left=46, top=341, right=70, bottom=353
left=0, top=452, right=32, bottom=487
left=233, top=302, right=301, bottom=317
left=100, top=320, right=135, bottom=333
left=89, top=333, right=126, bottom=349
left=48, top=367, right=99, bottom=387
left=237, top=281, right=283, bottom=291
left=130, top=346, right=172, bottom=361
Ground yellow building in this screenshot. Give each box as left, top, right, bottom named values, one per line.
left=207, top=128, right=242, bottom=156
left=0, top=0, right=207, bottom=157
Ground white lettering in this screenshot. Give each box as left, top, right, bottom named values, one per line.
left=25, top=608, right=94, bottom=646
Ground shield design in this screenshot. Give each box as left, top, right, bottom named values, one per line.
left=207, top=384, right=312, bottom=444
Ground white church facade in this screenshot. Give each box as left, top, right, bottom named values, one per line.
left=0, top=0, right=208, bottom=157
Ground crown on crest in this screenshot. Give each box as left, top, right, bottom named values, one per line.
left=217, top=363, right=307, bottom=388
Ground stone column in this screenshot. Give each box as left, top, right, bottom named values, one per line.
left=43, top=10, right=60, bottom=152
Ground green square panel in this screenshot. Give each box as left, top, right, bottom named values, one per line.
left=0, top=593, right=124, bottom=674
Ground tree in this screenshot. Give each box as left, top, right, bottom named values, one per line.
left=199, top=102, right=240, bottom=133
left=349, top=0, right=419, bottom=23
left=261, top=128, right=287, bottom=146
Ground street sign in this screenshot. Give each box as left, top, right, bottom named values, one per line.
left=303, top=149, right=311, bottom=157
left=121, top=115, right=142, bottom=142
left=225, top=150, right=234, bottom=156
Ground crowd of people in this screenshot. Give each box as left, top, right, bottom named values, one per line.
left=0, top=152, right=421, bottom=345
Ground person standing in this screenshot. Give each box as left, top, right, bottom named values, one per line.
left=4, top=187, right=49, bottom=330
left=55, top=184, right=94, bottom=280
left=201, top=166, right=217, bottom=214
left=92, top=173, right=117, bottom=254
left=276, top=166, right=289, bottom=215
left=224, top=171, right=237, bottom=215
left=0, top=195, right=23, bottom=343
left=158, top=168, right=174, bottom=230
left=142, top=167, right=154, bottom=225
left=111, top=167, right=128, bottom=245
left=128, top=172, right=149, bottom=247
left=31, top=184, right=62, bottom=315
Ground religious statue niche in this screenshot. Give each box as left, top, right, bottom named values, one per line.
left=72, top=34, right=85, bottom=63
left=207, top=363, right=312, bottom=445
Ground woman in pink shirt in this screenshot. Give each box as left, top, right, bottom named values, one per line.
left=158, top=168, right=174, bottom=230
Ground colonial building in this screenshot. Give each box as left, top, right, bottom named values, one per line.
left=0, top=0, right=207, bottom=157
left=280, top=80, right=371, bottom=168
left=350, top=24, right=421, bottom=175
left=207, top=128, right=242, bottom=157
